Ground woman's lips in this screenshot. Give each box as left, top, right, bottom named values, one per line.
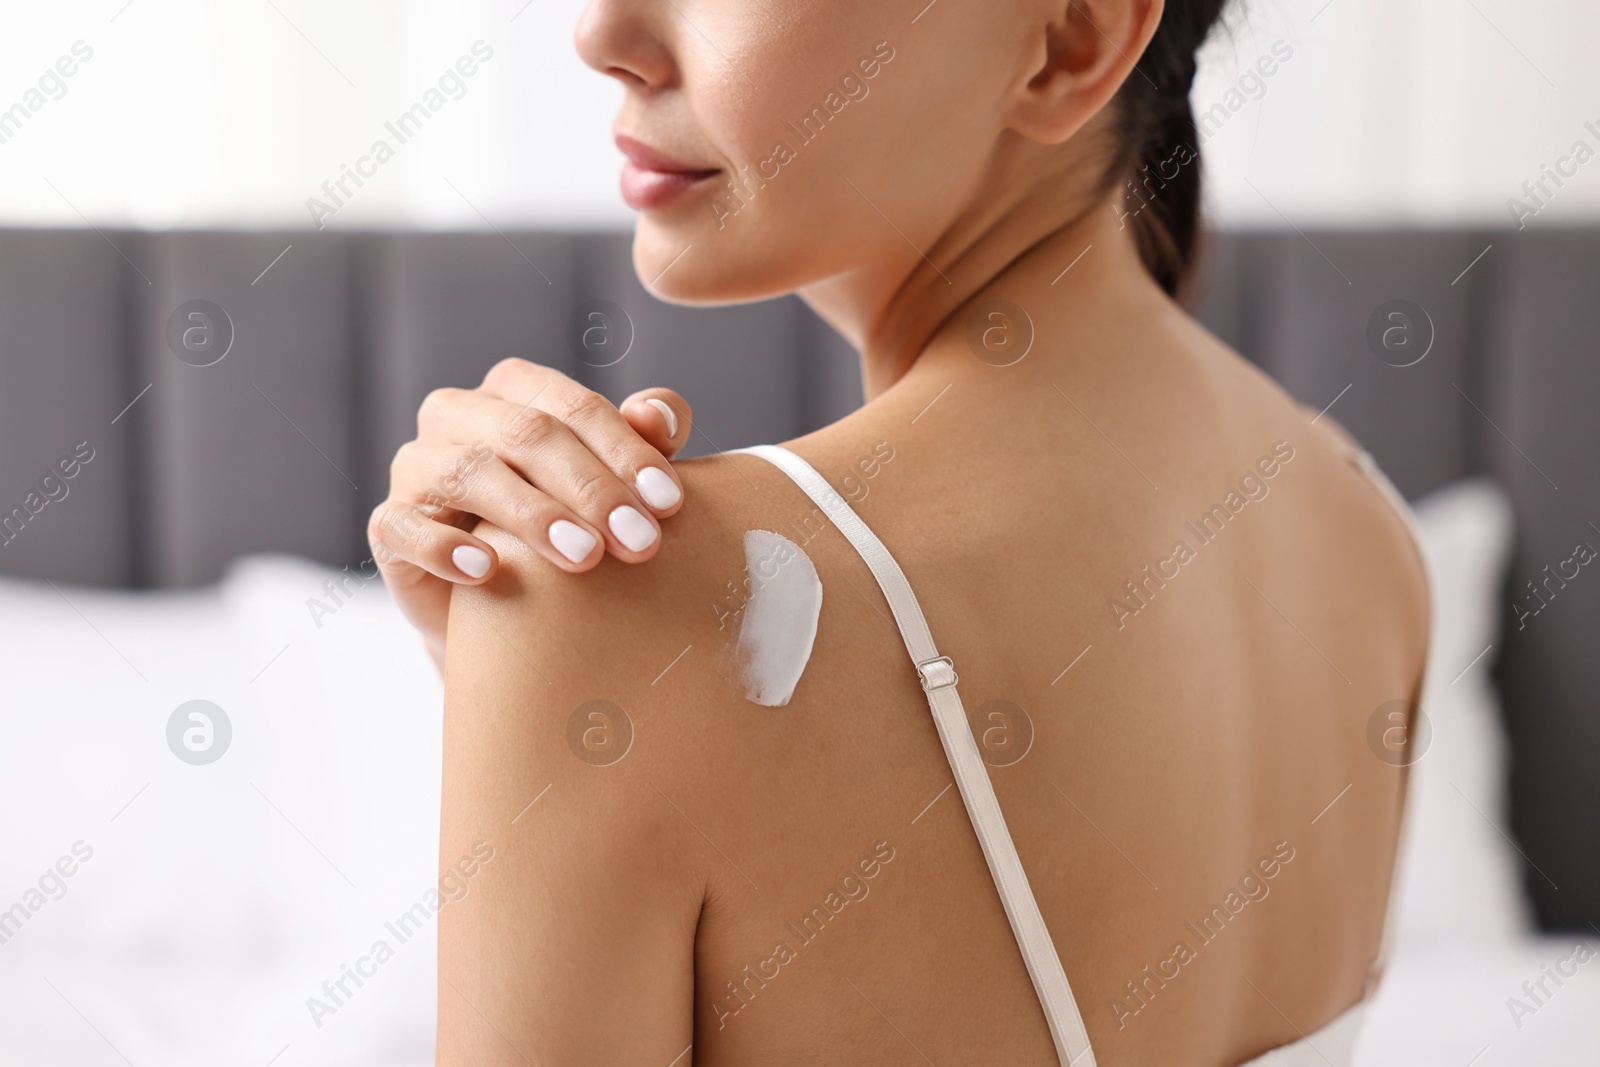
left=615, top=134, right=721, bottom=211
left=619, top=161, right=721, bottom=210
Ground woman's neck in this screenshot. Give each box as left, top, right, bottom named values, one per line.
left=796, top=133, right=1158, bottom=401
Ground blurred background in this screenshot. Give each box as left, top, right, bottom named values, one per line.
left=0, top=1, right=1597, bottom=1064
left=2, top=0, right=1597, bottom=228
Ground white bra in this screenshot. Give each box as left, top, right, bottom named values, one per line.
left=733, top=443, right=1435, bottom=1067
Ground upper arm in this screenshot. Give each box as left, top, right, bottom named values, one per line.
left=436, top=525, right=704, bottom=1066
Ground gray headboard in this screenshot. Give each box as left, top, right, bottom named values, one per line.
left=1, top=225, right=1595, bottom=929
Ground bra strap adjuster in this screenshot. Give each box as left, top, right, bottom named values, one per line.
left=916, top=655, right=959, bottom=692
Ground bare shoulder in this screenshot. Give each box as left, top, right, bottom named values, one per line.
left=443, top=450, right=787, bottom=771
left=446, top=428, right=892, bottom=689
left=1201, top=333, right=1431, bottom=691
left=436, top=446, right=853, bottom=837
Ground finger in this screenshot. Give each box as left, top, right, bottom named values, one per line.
left=419, top=387, right=684, bottom=522
left=491, top=413, right=670, bottom=558
left=476, top=357, right=586, bottom=410
left=510, top=382, right=686, bottom=516
left=394, top=435, right=662, bottom=564
left=476, top=361, right=686, bottom=483
left=368, top=498, right=502, bottom=589
left=387, top=441, right=611, bottom=572
left=620, top=389, right=692, bottom=459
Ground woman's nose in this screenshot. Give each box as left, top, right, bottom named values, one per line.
left=574, top=0, right=678, bottom=90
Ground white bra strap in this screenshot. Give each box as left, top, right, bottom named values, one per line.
left=733, top=444, right=1097, bottom=1067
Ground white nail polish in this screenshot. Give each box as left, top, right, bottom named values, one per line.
left=549, top=520, right=597, bottom=564
left=608, top=505, right=658, bottom=552
left=645, top=398, right=678, bottom=437
left=635, top=467, right=682, bottom=510
left=452, top=544, right=491, bottom=579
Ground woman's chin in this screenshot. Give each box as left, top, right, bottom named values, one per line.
left=631, top=223, right=792, bottom=307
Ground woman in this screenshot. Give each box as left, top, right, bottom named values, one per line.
left=369, top=0, right=1431, bottom=1063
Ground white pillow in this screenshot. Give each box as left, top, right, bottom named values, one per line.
left=1389, top=478, right=1533, bottom=948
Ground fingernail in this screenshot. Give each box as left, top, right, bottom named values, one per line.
left=645, top=398, right=678, bottom=437
left=635, top=467, right=682, bottom=510
left=452, top=544, right=491, bottom=579
left=549, top=519, right=597, bottom=564
left=608, top=505, right=658, bottom=552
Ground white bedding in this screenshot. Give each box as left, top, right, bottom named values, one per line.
left=0, top=556, right=443, bottom=1066
left=0, top=481, right=1593, bottom=1065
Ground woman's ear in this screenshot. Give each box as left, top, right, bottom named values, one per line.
left=1007, top=0, right=1165, bottom=145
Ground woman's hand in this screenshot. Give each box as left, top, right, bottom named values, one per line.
left=368, top=358, right=692, bottom=671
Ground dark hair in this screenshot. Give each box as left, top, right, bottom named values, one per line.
left=1109, top=0, right=1230, bottom=299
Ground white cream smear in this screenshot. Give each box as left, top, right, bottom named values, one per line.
left=730, top=530, right=823, bottom=707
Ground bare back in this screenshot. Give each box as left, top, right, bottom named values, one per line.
left=439, top=307, right=1429, bottom=1066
